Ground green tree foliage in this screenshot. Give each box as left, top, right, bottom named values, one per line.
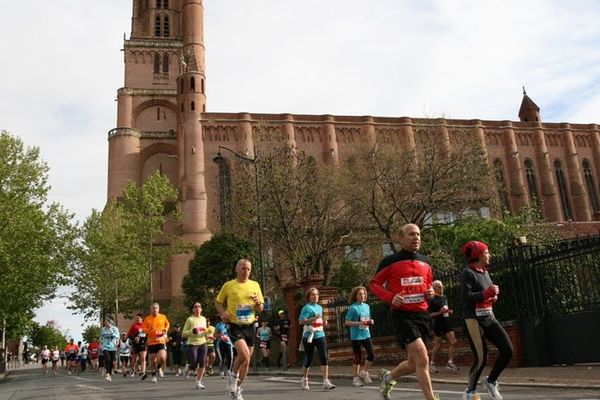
left=182, top=232, right=256, bottom=317
left=0, top=131, right=78, bottom=339
left=71, top=171, right=187, bottom=320
left=29, top=321, right=67, bottom=349
left=329, top=259, right=370, bottom=299
left=81, top=325, right=101, bottom=344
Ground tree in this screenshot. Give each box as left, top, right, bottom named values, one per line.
left=228, top=133, right=360, bottom=287
left=81, top=325, right=101, bottom=344
left=342, top=122, right=496, bottom=252
left=29, top=321, right=67, bottom=349
left=182, top=232, right=256, bottom=317
left=0, top=131, right=78, bottom=344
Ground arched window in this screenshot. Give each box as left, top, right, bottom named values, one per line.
left=213, top=156, right=231, bottom=228
left=163, top=15, right=170, bottom=37
left=162, top=54, right=169, bottom=73
left=190, top=77, right=196, bottom=92
left=524, top=158, right=539, bottom=206
left=201, top=78, right=205, bottom=94
left=191, top=101, right=195, bottom=111
left=554, top=159, right=573, bottom=220
left=493, top=158, right=510, bottom=212
left=583, top=159, right=600, bottom=213
left=155, top=15, right=161, bottom=36
left=153, top=54, right=160, bottom=73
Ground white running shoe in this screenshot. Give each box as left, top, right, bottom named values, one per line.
left=429, top=362, right=438, bottom=373
left=484, top=376, right=503, bottom=400
left=130, top=372, right=135, bottom=378
left=322, top=379, right=335, bottom=389
left=176, top=368, right=182, bottom=377
left=359, top=370, right=372, bottom=384
left=186, top=370, right=194, bottom=379
left=463, top=389, right=480, bottom=400
left=105, top=374, right=112, bottom=381
left=353, top=377, right=363, bottom=387
left=378, top=369, right=397, bottom=400
left=300, top=377, right=310, bottom=390
left=227, top=371, right=239, bottom=394
left=151, top=375, right=158, bottom=383
left=158, top=368, right=164, bottom=378
left=446, top=361, right=459, bottom=371
left=195, top=379, right=205, bottom=389
left=236, top=387, right=244, bottom=400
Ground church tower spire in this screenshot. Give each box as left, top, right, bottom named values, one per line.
left=518, top=87, right=541, bottom=122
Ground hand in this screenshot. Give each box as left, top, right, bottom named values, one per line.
left=448, top=309, right=454, bottom=315
left=192, top=328, right=198, bottom=335
left=441, top=306, right=449, bottom=313
left=250, top=294, right=261, bottom=307
left=369, top=319, right=374, bottom=325
left=391, top=293, right=405, bottom=306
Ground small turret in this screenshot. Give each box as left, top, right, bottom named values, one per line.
left=518, top=87, right=541, bottom=122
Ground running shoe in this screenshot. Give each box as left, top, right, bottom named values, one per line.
left=151, top=375, right=157, bottom=383
left=353, top=376, right=364, bottom=387
left=484, top=377, right=503, bottom=400
left=378, top=369, right=397, bottom=400
left=236, top=387, right=244, bottom=400
left=175, top=368, right=181, bottom=377
left=195, top=379, right=205, bottom=389
left=429, top=362, right=438, bottom=373
left=359, top=370, right=372, bottom=384
left=446, top=361, right=459, bottom=371
left=322, top=379, right=335, bottom=389
left=300, top=377, right=310, bottom=390
left=141, top=373, right=148, bottom=380
left=227, top=371, right=239, bottom=394
left=463, top=390, right=480, bottom=400
left=105, top=374, right=112, bottom=382
left=220, top=371, right=225, bottom=378
left=158, top=368, right=164, bottom=378
left=186, top=370, right=194, bottom=379
left=207, top=366, right=214, bottom=375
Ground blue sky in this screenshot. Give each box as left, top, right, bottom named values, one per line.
left=1, top=0, right=599, bottom=340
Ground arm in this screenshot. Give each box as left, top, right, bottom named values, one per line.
left=369, top=265, right=394, bottom=304
left=181, top=318, right=192, bottom=338
left=215, top=301, right=230, bottom=323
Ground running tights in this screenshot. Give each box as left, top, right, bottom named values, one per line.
left=302, top=336, right=328, bottom=368
left=102, top=350, right=116, bottom=375
left=187, top=344, right=207, bottom=370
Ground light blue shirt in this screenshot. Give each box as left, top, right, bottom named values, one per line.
left=299, top=303, right=325, bottom=340
left=345, top=302, right=371, bottom=340
left=100, top=326, right=120, bottom=351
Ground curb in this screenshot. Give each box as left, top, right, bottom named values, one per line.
left=252, top=369, right=600, bottom=391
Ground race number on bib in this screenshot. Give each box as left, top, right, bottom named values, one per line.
left=475, top=307, right=493, bottom=317
left=236, top=304, right=253, bottom=324
left=403, top=293, right=425, bottom=304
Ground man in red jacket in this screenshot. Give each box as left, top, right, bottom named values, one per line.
left=370, top=223, right=439, bottom=400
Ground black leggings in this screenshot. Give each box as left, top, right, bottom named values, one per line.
left=187, top=344, right=207, bottom=370
left=217, top=342, right=233, bottom=372
left=463, top=318, right=514, bottom=392
left=302, top=336, right=328, bottom=368
left=102, top=350, right=116, bottom=375
left=351, top=338, right=375, bottom=364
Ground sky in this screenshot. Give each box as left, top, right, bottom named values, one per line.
left=2, top=0, right=600, bottom=341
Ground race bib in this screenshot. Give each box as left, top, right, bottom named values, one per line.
left=281, top=334, right=288, bottom=341
left=401, top=276, right=424, bottom=286
left=312, top=317, right=323, bottom=328
left=476, top=307, right=493, bottom=317
left=359, top=317, right=370, bottom=330
left=138, top=332, right=146, bottom=338
left=260, top=341, right=267, bottom=348
left=403, top=293, right=425, bottom=304
left=236, top=304, right=253, bottom=324
left=155, top=330, right=164, bottom=338
left=195, top=325, right=206, bottom=333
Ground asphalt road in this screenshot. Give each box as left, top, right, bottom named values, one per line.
left=1, top=367, right=599, bottom=400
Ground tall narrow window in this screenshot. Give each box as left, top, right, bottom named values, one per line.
left=162, top=54, right=169, bottom=73
left=156, top=0, right=162, bottom=8
left=164, top=0, right=169, bottom=9
left=156, top=107, right=161, bottom=121
left=191, top=101, right=195, bottom=111
left=524, top=158, right=539, bottom=206
left=163, top=15, right=170, bottom=37
left=583, top=159, right=600, bottom=213
left=153, top=54, right=160, bottom=73
left=179, top=78, right=184, bottom=94
left=201, top=78, right=205, bottom=94
left=493, top=158, right=511, bottom=212
left=190, top=77, right=196, bottom=91
left=155, top=15, right=161, bottom=36
left=214, top=157, right=231, bottom=228
left=554, top=159, right=573, bottom=220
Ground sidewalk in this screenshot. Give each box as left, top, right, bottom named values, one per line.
left=253, top=364, right=600, bottom=390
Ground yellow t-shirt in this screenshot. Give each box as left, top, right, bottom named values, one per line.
left=206, top=325, right=216, bottom=347
left=142, top=313, right=170, bottom=345
left=216, top=279, right=264, bottom=325
left=182, top=315, right=207, bottom=346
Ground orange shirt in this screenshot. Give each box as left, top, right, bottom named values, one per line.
left=142, top=313, right=170, bottom=345
left=65, top=343, right=79, bottom=356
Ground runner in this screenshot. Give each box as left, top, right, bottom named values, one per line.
left=167, top=324, right=184, bottom=377
left=78, top=342, right=88, bottom=374
left=88, top=338, right=100, bottom=371
left=215, top=258, right=264, bottom=400
left=182, top=302, right=208, bottom=389
left=299, top=287, right=335, bottom=390
left=344, top=286, right=375, bottom=387
left=428, top=280, right=458, bottom=373
left=142, top=303, right=170, bottom=383
left=127, top=313, right=148, bottom=378
left=460, top=240, right=513, bottom=400
left=51, top=346, right=60, bottom=374
left=369, top=223, right=440, bottom=400
left=118, top=333, right=131, bottom=377
left=59, top=349, right=66, bottom=369
left=205, top=319, right=216, bottom=376
left=40, top=345, right=50, bottom=375
left=273, top=310, right=291, bottom=369
left=256, top=320, right=272, bottom=367
left=215, top=317, right=233, bottom=378
left=100, top=317, right=120, bottom=381
left=64, top=338, right=79, bottom=375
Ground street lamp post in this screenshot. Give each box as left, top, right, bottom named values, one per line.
left=213, top=146, right=266, bottom=294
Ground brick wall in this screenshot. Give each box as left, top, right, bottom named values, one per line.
left=328, top=320, right=524, bottom=367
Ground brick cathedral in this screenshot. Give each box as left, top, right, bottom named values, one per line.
left=107, top=0, right=600, bottom=302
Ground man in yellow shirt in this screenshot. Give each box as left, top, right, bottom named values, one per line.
left=216, top=259, right=264, bottom=400
left=142, top=302, right=170, bottom=383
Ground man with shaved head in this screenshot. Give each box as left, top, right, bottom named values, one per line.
left=370, top=223, right=439, bottom=400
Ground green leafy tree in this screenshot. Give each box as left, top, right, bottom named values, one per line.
left=81, top=325, right=101, bottom=344
left=29, top=321, right=67, bottom=349
left=182, top=232, right=256, bottom=317
left=329, top=259, right=370, bottom=299
left=0, top=130, right=78, bottom=340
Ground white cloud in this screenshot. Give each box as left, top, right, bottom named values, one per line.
left=2, top=0, right=599, bottom=337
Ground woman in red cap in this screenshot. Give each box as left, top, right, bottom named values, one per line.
left=459, top=241, right=513, bottom=400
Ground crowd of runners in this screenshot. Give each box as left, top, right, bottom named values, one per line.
left=35, top=224, right=512, bottom=400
